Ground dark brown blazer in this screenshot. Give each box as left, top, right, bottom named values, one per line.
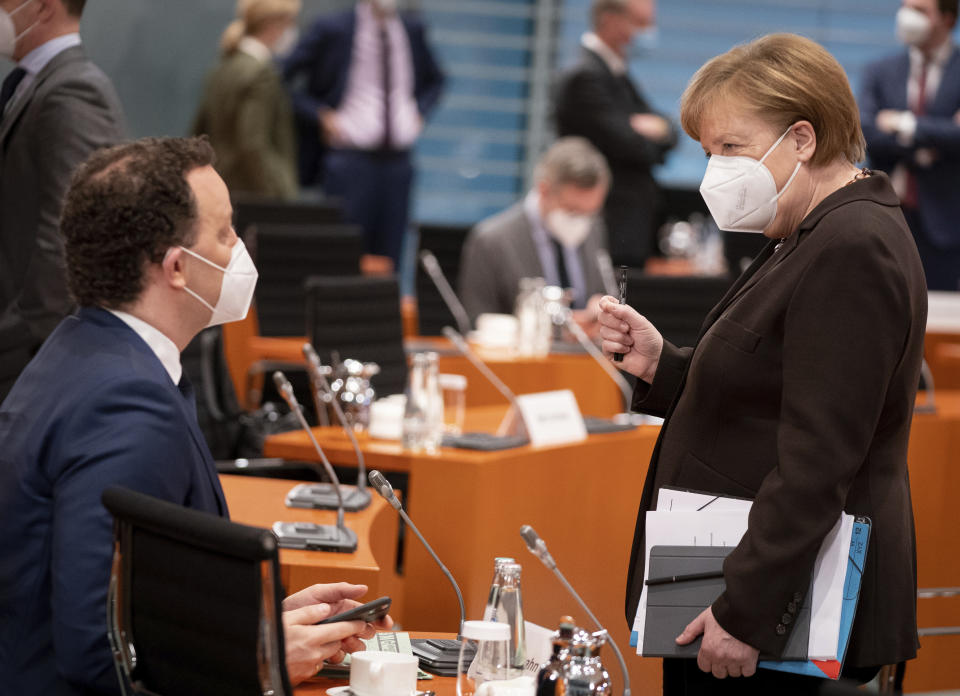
left=625, top=173, right=926, bottom=668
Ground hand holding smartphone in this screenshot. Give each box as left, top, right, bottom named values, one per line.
left=316, top=596, right=391, bottom=625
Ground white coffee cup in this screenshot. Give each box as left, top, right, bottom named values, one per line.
left=349, top=651, right=418, bottom=696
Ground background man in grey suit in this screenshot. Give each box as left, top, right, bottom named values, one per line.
left=459, top=137, right=610, bottom=334
left=0, top=0, right=125, bottom=401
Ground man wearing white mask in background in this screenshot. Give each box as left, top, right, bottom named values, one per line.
left=459, top=137, right=611, bottom=335
left=0, top=137, right=393, bottom=695
left=861, top=0, right=960, bottom=291
left=0, top=0, right=125, bottom=402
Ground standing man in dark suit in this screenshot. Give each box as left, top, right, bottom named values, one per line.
left=459, top=137, right=611, bottom=332
left=283, top=0, right=444, bottom=269
left=861, top=0, right=960, bottom=291
left=0, top=0, right=125, bottom=402
left=0, top=137, right=392, bottom=694
left=554, top=0, right=676, bottom=269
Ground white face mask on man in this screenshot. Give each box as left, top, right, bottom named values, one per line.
left=546, top=208, right=594, bottom=248
left=698, top=126, right=802, bottom=234
left=177, top=240, right=259, bottom=327
left=0, top=0, right=38, bottom=60
left=896, top=6, right=933, bottom=47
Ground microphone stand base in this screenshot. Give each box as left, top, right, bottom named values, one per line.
left=272, top=521, right=359, bottom=552
left=285, top=483, right=373, bottom=511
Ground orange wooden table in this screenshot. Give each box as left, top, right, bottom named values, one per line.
left=264, top=392, right=960, bottom=693
left=220, top=473, right=404, bottom=620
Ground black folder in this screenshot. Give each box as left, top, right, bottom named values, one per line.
left=642, top=545, right=812, bottom=660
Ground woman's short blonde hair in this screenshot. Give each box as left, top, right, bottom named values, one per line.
left=221, top=0, right=301, bottom=54
left=680, top=33, right=865, bottom=166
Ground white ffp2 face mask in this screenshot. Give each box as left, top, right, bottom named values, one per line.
left=179, top=240, right=259, bottom=327
left=0, top=0, right=38, bottom=60
left=546, top=209, right=594, bottom=248
left=896, top=6, right=932, bottom=47
left=698, top=127, right=802, bottom=234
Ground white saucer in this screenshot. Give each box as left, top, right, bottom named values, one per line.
left=326, top=687, right=352, bottom=696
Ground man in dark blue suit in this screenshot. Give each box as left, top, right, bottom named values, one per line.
left=861, top=0, right=960, bottom=290
left=0, top=137, right=389, bottom=694
left=283, top=0, right=444, bottom=268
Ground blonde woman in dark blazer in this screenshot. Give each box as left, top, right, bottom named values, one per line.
left=194, top=0, right=300, bottom=200
left=600, top=34, right=926, bottom=695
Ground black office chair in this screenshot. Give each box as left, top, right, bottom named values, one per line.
left=415, top=224, right=472, bottom=336
left=305, top=274, right=408, bottom=397
left=103, top=485, right=292, bottom=696
left=233, top=195, right=342, bottom=239
left=247, top=223, right=364, bottom=337
left=625, top=273, right=735, bottom=347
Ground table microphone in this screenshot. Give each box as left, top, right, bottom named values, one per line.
left=440, top=325, right=528, bottom=440
left=419, top=249, right=472, bottom=336
left=271, top=371, right=358, bottom=551
left=290, top=343, right=372, bottom=511
left=520, top=524, right=631, bottom=696
left=368, top=469, right=465, bottom=635
left=544, top=302, right=633, bottom=414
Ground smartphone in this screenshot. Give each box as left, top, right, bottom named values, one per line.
left=316, top=596, right=391, bottom=625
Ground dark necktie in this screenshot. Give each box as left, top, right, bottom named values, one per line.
left=550, top=238, right=571, bottom=293
left=380, top=25, right=392, bottom=151
left=0, top=67, right=27, bottom=117
left=903, top=59, right=928, bottom=209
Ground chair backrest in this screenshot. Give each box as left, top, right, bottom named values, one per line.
left=233, top=196, right=342, bottom=239
left=625, top=273, right=734, bottom=348
left=248, top=223, right=364, bottom=336
left=305, top=274, right=408, bottom=397
left=415, top=224, right=472, bottom=336
left=102, top=486, right=291, bottom=696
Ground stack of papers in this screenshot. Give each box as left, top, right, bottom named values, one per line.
left=629, top=487, right=867, bottom=678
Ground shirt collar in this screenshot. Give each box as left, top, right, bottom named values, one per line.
left=581, top=32, right=626, bottom=75
left=237, top=35, right=272, bottom=63
left=106, top=309, right=183, bottom=385
left=19, top=33, right=81, bottom=75
left=909, top=40, right=954, bottom=70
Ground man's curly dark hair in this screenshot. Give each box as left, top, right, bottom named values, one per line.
left=61, top=136, right=216, bottom=309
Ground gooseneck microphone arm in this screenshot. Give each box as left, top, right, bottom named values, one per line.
left=441, top=326, right=517, bottom=406
left=273, top=371, right=346, bottom=529
left=369, top=469, right=465, bottom=635
left=419, top=250, right=472, bottom=336
left=546, top=304, right=634, bottom=413
left=520, top=524, right=631, bottom=696
left=302, top=343, right=368, bottom=494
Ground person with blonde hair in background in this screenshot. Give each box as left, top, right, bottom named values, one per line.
left=193, top=0, right=300, bottom=200
left=601, top=33, right=925, bottom=694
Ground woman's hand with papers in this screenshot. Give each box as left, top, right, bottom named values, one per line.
left=281, top=583, right=394, bottom=684
left=676, top=607, right=759, bottom=679
left=597, top=296, right=663, bottom=383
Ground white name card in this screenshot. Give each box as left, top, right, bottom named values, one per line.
left=515, top=389, right=587, bottom=447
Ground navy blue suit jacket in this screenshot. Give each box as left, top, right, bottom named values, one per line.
left=860, top=48, right=960, bottom=248
left=0, top=308, right=226, bottom=695
left=282, top=7, right=445, bottom=185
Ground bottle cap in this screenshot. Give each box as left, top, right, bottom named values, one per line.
left=461, top=620, right=511, bottom=641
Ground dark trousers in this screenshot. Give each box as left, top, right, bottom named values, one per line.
left=662, top=658, right=880, bottom=696
left=604, top=183, right=659, bottom=269
left=322, top=149, right=414, bottom=266
left=902, top=207, right=960, bottom=291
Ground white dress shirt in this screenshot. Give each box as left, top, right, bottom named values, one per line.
left=333, top=1, right=421, bottom=150
left=107, top=309, right=182, bottom=385
left=581, top=32, right=626, bottom=76
left=4, top=33, right=81, bottom=117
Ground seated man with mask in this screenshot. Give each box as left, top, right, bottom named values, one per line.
left=459, top=137, right=611, bottom=331
left=0, top=136, right=391, bottom=695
